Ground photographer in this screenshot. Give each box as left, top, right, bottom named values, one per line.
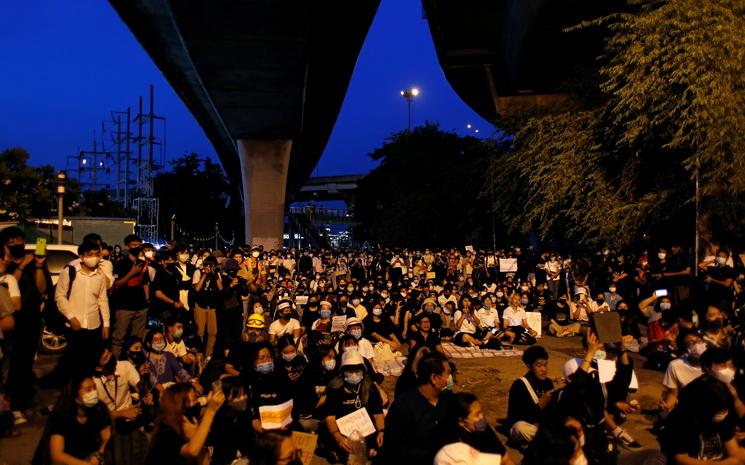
left=192, top=256, right=223, bottom=360
left=220, top=257, right=250, bottom=349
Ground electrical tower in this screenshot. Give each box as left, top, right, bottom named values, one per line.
left=67, top=84, right=166, bottom=243
left=131, top=85, right=165, bottom=243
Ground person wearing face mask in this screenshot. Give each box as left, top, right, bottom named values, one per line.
left=548, top=295, right=582, bottom=337
left=439, top=392, right=514, bottom=465
left=111, top=234, right=150, bottom=358
left=364, top=301, right=403, bottom=351
left=47, top=375, right=111, bottom=465
left=54, top=241, right=111, bottom=378
left=659, top=331, right=706, bottom=416
left=1, top=227, right=51, bottom=422
left=207, top=377, right=253, bottom=465
left=145, top=383, right=225, bottom=465
left=661, top=347, right=744, bottom=465
left=163, top=318, right=196, bottom=367
left=246, top=342, right=295, bottom=433
left=151, top=248, right=189, bottom=325
left=93, top=344, right=147, bottom=465
left=382, top=352, right=453, bottom=465
left=323, top=350, right=386, bottom=463
left=340, top=317, right=375, bottom=360
left=268, top=300, right=302, bottom=346
left=507, top=347, right=556, bottom=446
left=603, top=285, right=624, bottom=311
left=701, top=305, right=733, bottom=350
left=545, top=253, right=563, bottom=301
left=143, top=329, right=199, bottom=394
left=503, top=294, right=538, bottom=345
left=700, top=249, right=735, bottom=312
left=276, top=335, right=317, bottom=420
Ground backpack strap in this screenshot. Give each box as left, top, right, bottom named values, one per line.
left=519, top=376, right=540, bottom=405
left=66, top=265, right=77, bottom=299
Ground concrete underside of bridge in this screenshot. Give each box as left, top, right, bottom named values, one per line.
left=109, top=0, right=380, bottom=248
left=423, top=0, right=629, bottom=123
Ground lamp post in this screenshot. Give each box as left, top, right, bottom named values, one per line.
left=400, top=87, right=420, bottom=130
left=56, top=171, right=67, bottom=244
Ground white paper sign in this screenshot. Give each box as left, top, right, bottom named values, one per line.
left=331, top=316, right=347, bottom=333
left=295, top=296, right=309, bottom=306
left=259, top=399, right=293, bottom=430
left=499, top=258, right=518, bottom=273
left=465, top=245, right=474, bottom=253
left=525, top=312, right=542, bottom=337
left=336, top=408, right=376, bottom=438
left=596, top=359, right=639, bottom=390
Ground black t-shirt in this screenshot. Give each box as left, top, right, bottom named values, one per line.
left=364, top=315, right=396, bottom=341
left=547, top=301, right=571, bottom=326
left=325, top=377, right=383, bottom=420
left=248, top=371, right=293, bottom=420
left=409, top=329, right=441, bottom=351
left=48, top=403, right=110, bottom=460
left=112, top=259, right=150, bottom=310
left=507, top=372, right=554, bottom=425
left=145, top=424, right=189, bottom=465
left=705, top=265, right=734, bottom=306
left=457, top=426, right=507, bottom=455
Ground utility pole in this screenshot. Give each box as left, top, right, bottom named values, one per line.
left=214, top=222, right=219, bottom=251
left=171, top=214, right=176, bottom=241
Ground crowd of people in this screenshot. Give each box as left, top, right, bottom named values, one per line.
left=2, top=226, right=745, bottom=465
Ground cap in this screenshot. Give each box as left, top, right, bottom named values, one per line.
left=246, top=313, right=266, bottom=329
left=434, top=443, right=502, bottom=465
left=341, top=350, right=365, bottom=369
left=277, top=300, right=292, bottom=310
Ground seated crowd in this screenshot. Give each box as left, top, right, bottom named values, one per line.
left=1, top=227, right=745, bottom=465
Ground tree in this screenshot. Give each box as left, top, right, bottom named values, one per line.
left=0, top=147, right=80, bottom=221
left=489, top=0, right=745, bottom=247
left=154, top=153, right=237, bottom=242
left=354, top=124, right=505, bottom=248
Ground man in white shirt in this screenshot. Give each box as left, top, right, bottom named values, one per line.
left=55, top=241, right=110, bottom=375
left=65, top=233, right=114, bottom=289
left=268, top=300, right=302, bottom=345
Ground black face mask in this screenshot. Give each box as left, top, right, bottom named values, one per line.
left=129, top=351, right=146, bottom=366
left=185, top=405, right=201, bottom=420
left=8, top=244, right=25, bottom=259
left=101, top=356, right=117, bottom=376
left=128, top=247, right=141, bottom=258
left=281, top=313, right=292, bottom=321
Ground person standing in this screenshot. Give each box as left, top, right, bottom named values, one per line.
left=1, top=226, right=51, bottom=425
left=111, top=235, right=150, bottom=358
left=55, top=241, right=110, bottom=377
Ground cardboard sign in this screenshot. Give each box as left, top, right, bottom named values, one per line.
left=465, top=245, right=474, bottom=253
left=295, top=295, right=308, bottom=306
left=426, top=272, right=436, bottom=280
left=292, top=431, right=318, bottom=465
left=499, top=258, right=518, bottom=273
left=591, top=312, right=622, bottom=344
left=259, top=399, right=293, bottom=430
left=331, top=316, right=347, bottom=333
left=525, top=312, right=542, bottom=337
left=336, top=408, right=376, bottom=438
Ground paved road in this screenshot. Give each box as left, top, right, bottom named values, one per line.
left=0, top=336, right=665, bottom=465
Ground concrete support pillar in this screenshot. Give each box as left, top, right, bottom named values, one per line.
left=237, top=139, right=292, bottom=250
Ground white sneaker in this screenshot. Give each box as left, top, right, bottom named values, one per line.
left=13, top=410, right=27, bottom=425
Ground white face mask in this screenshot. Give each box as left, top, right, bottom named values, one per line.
left=712, top=410, right=729, bottom=423
left=83, top=257, right=100, bottom=269
left=658, top=252, right=667, bottom=260
left=252, top=251, right=260, bottom=258
left=82, top=390, right=99, bottom=408
left=716, top=256, right=727, bottom=266
left=178, top=254, right=189, bottom=263
left=144, top=251, right=154, bottom=259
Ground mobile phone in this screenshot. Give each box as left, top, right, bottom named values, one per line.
left=654, top=289, right=668, bottom=298
left=35, top=238, right=47, bottom=256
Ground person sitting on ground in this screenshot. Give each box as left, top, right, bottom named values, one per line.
left=268, top=299, right=302, bottom=346
left=323, top=350, right=386, bottom=463
left=47, top=375, right=111, bottom=465
left=164, top=318, right=197, bottom=368
left=249, top=430, right=303, bottom=465
left=506, top=346, right=555, bottom=446
left=442, top=392, right=515, bottom=465
left=547, top=295, right=581, bottom=337
left=145, top=383, right=225, bottom=465
left=409, top=313, right=446, bottom=355
left=661, top=347, right=745, bottom=465
left=659, top=330, right=706, bottom=416
left=143, top=329, right=201, bottom=394
left=343, top=317, right=375, bottom=359
left=453, top=295, right=484, bottom=347
left=502, top=293, right=538, bottom=345
left=363, top=300, right=403, bottom=351
left=702, top=305, right=733, bottom=350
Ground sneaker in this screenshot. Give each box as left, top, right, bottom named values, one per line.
left=12, top=410, right=27, bottom=425
left=615, top=428, right=642, bottom=448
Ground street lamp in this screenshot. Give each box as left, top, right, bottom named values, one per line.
left=56, top=171, right=66, bottom=244
left=400, top=87, right=420, bottom=130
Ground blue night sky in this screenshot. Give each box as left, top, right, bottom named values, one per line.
left=0, top=0, right=492, bottom=181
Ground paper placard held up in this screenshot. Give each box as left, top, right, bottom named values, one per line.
left=336, top=408, right=376, bottom=438
left=596, top=359, right=639, bottom=390
left=292, top=431, right=318, bottom=465
left=331, top=316, right=347, bottom=333
left=259, top=399, right=293, bottom=430
left=499, top=258, right=518, bottom=273
left=525, top=312, right=542, bottom=337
